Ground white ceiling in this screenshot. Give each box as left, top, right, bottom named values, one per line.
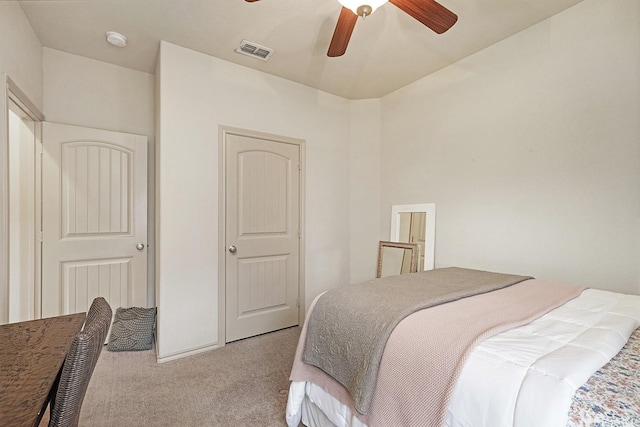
left=18, top=0, right=584, bottom=100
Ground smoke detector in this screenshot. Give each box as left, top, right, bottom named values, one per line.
left=235, top=40, right=274, bottom=61
left=105, top=31, right=127, bottom=48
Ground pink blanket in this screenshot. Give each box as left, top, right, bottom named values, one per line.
left=301, top=268, right=532, bottom=414
left=290, top=279, right=585, bottom=426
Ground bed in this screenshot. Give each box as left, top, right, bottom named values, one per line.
left=285, top=267, right=640, bottom=427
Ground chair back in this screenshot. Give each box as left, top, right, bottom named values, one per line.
left=48, top=297, right=112, bottom=427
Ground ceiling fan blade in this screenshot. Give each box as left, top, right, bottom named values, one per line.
left=389, top=0, right=457, bottom=34
left=327, top=7, right=358, bottom=57
left=245, top=0, right=261, bottom=2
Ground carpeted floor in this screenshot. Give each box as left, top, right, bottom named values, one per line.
left=75, top=326, right=301, bottom=426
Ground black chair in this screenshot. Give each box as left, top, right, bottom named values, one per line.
left=48, top=297, right=112, bottom=427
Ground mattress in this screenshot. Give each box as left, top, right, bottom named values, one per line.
left=286, top=288, right=640, bottom=427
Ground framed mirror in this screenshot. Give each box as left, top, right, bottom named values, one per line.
left=377, top=241, right=418, bottom=278
left=390, top=203, right=436, bottom=271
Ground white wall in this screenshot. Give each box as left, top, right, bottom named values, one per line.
left=156, top=41, right=352, bottom=359
left=349, top=99, right=382, bottom=284
left=43, top=48, right=157, bottom=306
left=43, top=48, right=154, bottom=138
left=0, top=2, right=43, bottom=109
left=0, top=1, right=43, bottom=323
left=380, top=0, right=640, bottom=294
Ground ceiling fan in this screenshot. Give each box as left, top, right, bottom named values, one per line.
left=245, top=0, right=458, bottom=57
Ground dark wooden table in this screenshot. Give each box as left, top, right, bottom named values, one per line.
left=0, top=313, right=86, bottom=427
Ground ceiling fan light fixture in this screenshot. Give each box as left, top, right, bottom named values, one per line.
left=338, top=0, right=388, bottom=17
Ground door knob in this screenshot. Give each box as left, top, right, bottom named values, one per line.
left=228, top=245, right=237, bottom=254
left=136, top=243, right=145, bottom=251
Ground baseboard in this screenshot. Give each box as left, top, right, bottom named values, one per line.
left=156, top=342, right=221, bottom=363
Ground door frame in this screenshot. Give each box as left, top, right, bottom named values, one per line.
left=217, top=125, right=305, bottom=346
left=0, top=74, right=44, bottom=323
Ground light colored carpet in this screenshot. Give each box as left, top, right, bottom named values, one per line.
left=75, top=326, right=301, bottom=426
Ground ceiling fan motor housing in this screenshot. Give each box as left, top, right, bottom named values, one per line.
left=356, top=5, right=373, bottom=17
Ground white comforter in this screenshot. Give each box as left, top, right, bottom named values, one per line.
left=287, top=289, right=640, bottom=427
left=447, top=288, right=640, bottom=426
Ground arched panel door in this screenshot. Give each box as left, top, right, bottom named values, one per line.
left=41, top=122, right=147, bottom=318
left=224, top=132, right=301, bottom=342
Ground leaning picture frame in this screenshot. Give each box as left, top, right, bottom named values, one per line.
left=376, top=240, right=419, bottom=278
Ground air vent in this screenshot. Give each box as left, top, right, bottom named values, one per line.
left=235, top=40, right=274, bottom=61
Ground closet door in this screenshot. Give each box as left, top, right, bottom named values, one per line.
left=224, top=131, right=301, bottom=342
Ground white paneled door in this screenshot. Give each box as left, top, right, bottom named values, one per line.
left=41, top=122, right=147, bottom=318
left=225, top=131, right=301, bottom=342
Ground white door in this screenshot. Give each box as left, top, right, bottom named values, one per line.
left=225, top=132, right=301, bottom=342
left=41, top=122, right=147, bottom=318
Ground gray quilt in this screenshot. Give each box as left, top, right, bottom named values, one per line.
left=301, top=267, right=532, bottom=414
